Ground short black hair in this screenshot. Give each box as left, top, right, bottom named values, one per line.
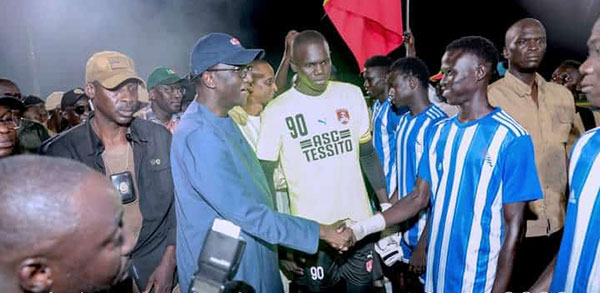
left=559, top=60, right=582, bottom=70
left=364, top=55, right=392, bottom=69
left=389, top=57, right=431, bottom=89
left=292, top=30, right=329, bottom=62
left=446, top=36, right=499, bottom=74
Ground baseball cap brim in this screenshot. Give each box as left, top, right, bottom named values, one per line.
left=0, top=96, right=25, bottom=111
left=221, top=49, right=265, bottom=66
left=159, top=75, right=184, bottom=86
left=99, top=73, right=145, bottom=90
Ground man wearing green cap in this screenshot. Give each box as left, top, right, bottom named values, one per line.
left=136, top=67, right=184, bottom=133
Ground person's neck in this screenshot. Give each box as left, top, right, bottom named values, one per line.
left=151, top=102, right=173, bottom=124
left=243, top=99, right=263, bottom=117
left=195, top=93, right=230, bottom=117
left=295, top=82, right=326, bottom=97
left=91, top=114, right=130, bottom=148
left=376, top=93, right=387, bottom=103
left=457, top=88, right=494, bottom=122
left=508, top=67, right=538, bottom=87
left=408, top=90, right=431, bottom=116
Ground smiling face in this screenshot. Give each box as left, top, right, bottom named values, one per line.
left=0, top=105, right=18, bottom=158
left=248, top=61, right=277, bottom=106
left=504, top=19, right=547, bottom=73
left=363, top=66, right=388, bottom=100
left=439, top=50, right=479, bottom=106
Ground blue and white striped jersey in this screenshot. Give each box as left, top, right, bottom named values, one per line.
left=372, top=98, right=408, bottom=196
left=418, top=108, right=543, bottom=293
left=395, top=104, right=447, bottom=263
left=551, top=127, right=600, bottom=293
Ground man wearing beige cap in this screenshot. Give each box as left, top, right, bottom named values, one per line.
left=42, top=51, right=177, bottom=293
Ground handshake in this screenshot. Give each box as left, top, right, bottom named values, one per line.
left=319, top=212, right=388, bottom=252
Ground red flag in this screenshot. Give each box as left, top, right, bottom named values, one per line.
left=324, top=0, right=403, bottom=71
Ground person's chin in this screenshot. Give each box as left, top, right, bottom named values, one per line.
left=0, top=147, right=14, bottom=158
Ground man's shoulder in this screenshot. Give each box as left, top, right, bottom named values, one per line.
left=43, top=123, right=88, bottom=151
left=132, top=118, right=172, bottom=139
left=543, top=81, right=574, bottom=100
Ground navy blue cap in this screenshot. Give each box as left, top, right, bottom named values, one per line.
left=190, top=33, right=264, bottom=77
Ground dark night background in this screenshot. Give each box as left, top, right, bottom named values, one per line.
left=1, top=0, right=599, bottom=97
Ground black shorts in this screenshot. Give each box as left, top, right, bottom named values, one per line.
left=293, top=238, right=382, bottom=291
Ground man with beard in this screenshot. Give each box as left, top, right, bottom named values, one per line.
left=0, top=155, right=136, bottom=293
left=488, top=18, right=576, bottom=292
left=42, top=51, right=177, bottom=293
left=137, top=67, right=184, bottom=133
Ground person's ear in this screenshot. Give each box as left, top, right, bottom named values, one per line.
left=84, top=82, right=95, bottom=100
left=408, top=76, right=417, bottom=90
left=201, top=72, right=217, bottom=89
left=59, top=109, right=68, bottom=120
left=147, top=88, right=157, bottom=101
left=18, top=257, right=53, bottom=293
left=502, top=46, right=510, bottom=60
left=290, top=61, right=299, bottom=73
left=475, top=64, right=487, bottom=82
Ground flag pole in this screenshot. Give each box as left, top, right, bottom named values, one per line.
left=406, top=0, right=411, bottom=32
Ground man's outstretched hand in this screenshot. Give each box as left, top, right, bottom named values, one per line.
left=320, top=220, right=355, bottom=251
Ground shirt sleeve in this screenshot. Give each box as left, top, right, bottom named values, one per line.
left=256, top=104, right=283, bottom=162
left=501, top=135, right=544, bottom=203
left=356, top=88, right=372, bottom=144
left=417, top=125, right=437, bottom=187
left=182, top=128, right=319, bottom=254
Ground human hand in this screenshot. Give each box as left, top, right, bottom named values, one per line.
left=408, top=241, right=426, bottom=275
left=320, top=221, right=355, bottom=251
left=142, top=260, right=175, bottom=293
left=280, top=259, right=304, bottom=276
left=284, top=30, right=299, bottom=59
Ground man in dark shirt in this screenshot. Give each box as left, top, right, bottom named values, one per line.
left=42, top=51, right=177, bottom=293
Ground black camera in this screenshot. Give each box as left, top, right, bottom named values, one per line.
left=189, top=219, right=254, bottom=293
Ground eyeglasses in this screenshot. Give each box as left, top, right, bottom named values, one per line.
left=0, top=112, right=21, bottom=129
left=206, top=66, right=250, bottom=78
left=73, top=105, right=91, bottom=115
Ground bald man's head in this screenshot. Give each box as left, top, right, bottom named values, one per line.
left=291, top=30, right=329, bottom=63
left=503, top=18, right=547, bottom=73
left=290, top=30, right=332, bottom=95
left=0, top=155, right=135, bottom=293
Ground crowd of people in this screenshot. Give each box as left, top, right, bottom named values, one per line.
left=0, top=15, right=599, bottom=293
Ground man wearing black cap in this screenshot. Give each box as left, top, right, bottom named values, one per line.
left=60, top=88, right=92, bottom=130
left=171, top=33, right=354, bottom=293
left=22, top=95, right=48, bottom=125
left=0, top=95, right=23, bottom=158
left=136, top=67, right=184, bottom=133
left=17, top=95, right=51, bottom=154
left=43, top=51, right=177, bottom=293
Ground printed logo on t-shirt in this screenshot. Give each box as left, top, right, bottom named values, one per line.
left=285, top=113, right=354, bottom=163
left=336, top=109, right=350, bottom=125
